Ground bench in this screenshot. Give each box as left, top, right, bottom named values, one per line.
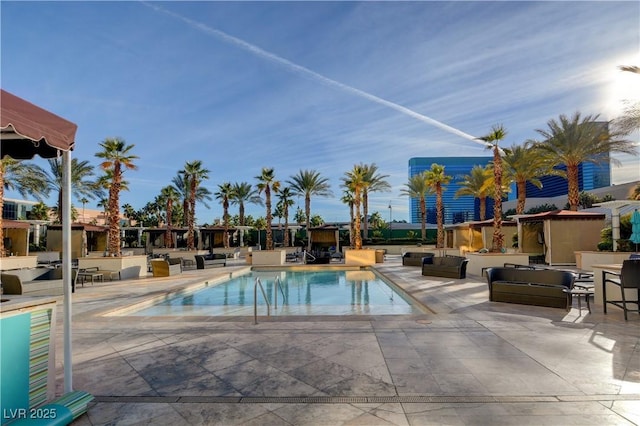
left=195, top=254, right=227, bottom=269
left=421, top=256, right=469, bottom=279
left=1, top=268, right=78, bottom=295
left=486, top=267, right=575, bottom=309
left=6, top=390, right=93, bottom=425
left=402, top=252, right=435, bottom=267
left=150, top=258, right=182, bottom=277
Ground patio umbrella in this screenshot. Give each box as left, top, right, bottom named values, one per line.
left=630, top=209, right=640, bottom=252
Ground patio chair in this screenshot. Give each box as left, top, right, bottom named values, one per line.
left=602, top=259, right=640, bottom=320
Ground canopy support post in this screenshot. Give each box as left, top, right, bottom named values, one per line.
left=62, top=149, right=73, bottom=392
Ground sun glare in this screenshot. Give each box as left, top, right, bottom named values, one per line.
left=602, top=55, right=640, bottom=119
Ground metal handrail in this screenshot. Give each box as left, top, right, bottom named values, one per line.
left=303, top=250, right=316, bottom=264
left=274, top=276, right=286, bottom=309
left=254, top=277, right=270, bottom=325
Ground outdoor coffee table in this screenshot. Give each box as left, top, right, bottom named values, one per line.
left=564, top=284, right=595, bottom=313
left=78, top=269, right=104, bottom=286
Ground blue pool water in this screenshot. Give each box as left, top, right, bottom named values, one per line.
left=130, top=269, right=423, bottom=316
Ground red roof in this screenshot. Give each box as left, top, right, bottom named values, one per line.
left=1, top=219, right=31, bottom=229
left=1, top=89, right=77, bottom=159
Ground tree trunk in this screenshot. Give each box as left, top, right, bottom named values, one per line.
left=436, top=186, right=444, bottom=248
left=305, top=195, right=311, bottom=251
left=567, top=164, right=580, bottom=211
left=420, top=196, right=426, bottom=241
left=108, top=179, right=121, bottom=256
left=165, top=200, right=173, bottom=247
left=265, top=187, right=273, bottom=250
left=479, top=196, right=486, bottom=221
left=353, top=189, right=362, bottom=249
left=491, top=145, right=504, bottom=251
left=362, top=191, right=369, bottom=240
left=187, top=182, right=196, bottom=250
left=516, top=180, right=527, bottom=215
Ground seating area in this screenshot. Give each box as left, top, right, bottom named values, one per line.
left=1, top=267, right=78, bottom=295
left=486, top=267, right=575, bottom=309
left=421, top=255, right=468, bottom=279
left=402, top=251, right=434, bottom=266
left=194, top=254, right=227, bottom=269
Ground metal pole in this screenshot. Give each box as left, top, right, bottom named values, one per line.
left=62, top=150, right=73, bottom=392
left=388, top=202, right=392, bottom=240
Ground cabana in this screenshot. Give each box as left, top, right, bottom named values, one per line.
left=1, top=89, right=78, bottom=394
left=516, top=210, right=605, bottom=265
left=446, top=219, right=517, bottom=252
left=46, top=223, right=108, bottom=258
left=1, top=219, right=30, bottom=256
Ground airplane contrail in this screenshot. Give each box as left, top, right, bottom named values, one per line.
left=142, top=2, right=489, bottom=147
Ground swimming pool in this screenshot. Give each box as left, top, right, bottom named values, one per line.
left=128, top=268, right=424, bottom=316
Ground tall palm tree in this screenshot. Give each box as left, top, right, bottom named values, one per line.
left=361, top=164, right=390, bottom=238
left=0, top=158, right=50, bottom=255
left=502, top=141, right=555, bottom=215
left=31, top=202, right=51, bottom=221
left=214, top=182, right=234, bottom=248
left=287, top=169, right=332, bottom=250
left=534, top=112, right=636, bottom=211
left=401, top=171, right=431, bottom=241
left=230, top=182, right=262, bottom=226
left=340, top=190, right=355, bottom=248
left=277, top=187, right=295, bottom=247
left=424, top=164, right=451, bottom=248
left=159, top=186, right=180, bottom=247
left=95, top=137, right=138, bottom=256
left=179, top=160, right=211, bottom=250
left=43, top=157, right=103, bottom=223
left=256, top=167, right=280, bottom=250
left=454, top=165, right=492, bottom=221
left=478, top=125, right=507, bottom=251
left=341, top=164, right=368, bottom=249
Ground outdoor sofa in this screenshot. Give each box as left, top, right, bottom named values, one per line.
left=150, top=258, right=182, bottom=277
left=1, top=267, right=78, bottom=295
left=195, top=254, right=227, bottom=269
left=402, top=252, right=435, bottom=266
left=486, top=267, right=575, bottom=309
left=421, top=255, right=468, bottom=279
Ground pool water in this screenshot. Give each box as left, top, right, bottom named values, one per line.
left=130, top=269, right=423, bottom=316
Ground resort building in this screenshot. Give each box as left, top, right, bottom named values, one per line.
left=408, top=157, right=493, bottom=224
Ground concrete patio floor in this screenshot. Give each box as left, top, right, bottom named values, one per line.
left=52, top=256, right=639, bottom=425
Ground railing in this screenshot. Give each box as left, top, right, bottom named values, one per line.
left=253, top=277, right=270, bottom=325
left=274, top=276, right=286, bottom=309
left=303, top=250, right=316, bottom=264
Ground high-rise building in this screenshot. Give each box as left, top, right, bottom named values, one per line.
left=524, top=156, right=611, bottom=198
left=408, top=157, right=493, bottom=224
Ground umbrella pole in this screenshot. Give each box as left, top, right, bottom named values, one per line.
left=62, top=150, right=73, bottom=392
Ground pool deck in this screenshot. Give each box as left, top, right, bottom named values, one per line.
left=49, top=255, right=639, bottom=425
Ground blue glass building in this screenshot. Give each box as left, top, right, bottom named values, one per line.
left=408, top=157, right=493, bottom=224
left=524, top=156, right=611, bottom=198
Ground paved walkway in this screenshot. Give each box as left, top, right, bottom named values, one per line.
left=52, top=256, right=639, bottom=425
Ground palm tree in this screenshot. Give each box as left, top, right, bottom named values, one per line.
left=534, top=112, right=637, bottom=211
left=340, top=190, right=355, bottom=248
left=43, top=157, right=103, bottom=223
left=478, top=125, right=507, bottom=251
left=287, top=169, right=332, bottom=250
left=401, top=171, right=431, bottom=241
left=361, top=164, right=391, bottom=238
left=159, top=186, right=180, bottom=247
left=95, top=137, right=138, bottom=256
left=0, top=158, right=50, bottom=255
left=454, top=165, right=492, bottom=221
left=341, top=164, right=368, bottom=249
left=502, top=141, right=555, bottom=215
left=80, top=197, right=89, bottom=222
left=424, top=163, right=451, bottom=248
left=214, top=182, right=234, bottom=248
left=277, top=187, right=295, bottom=247
left=256, top=167, right=280, bottom=250
left=230, top=182, right=262, bottom=226
left=179, top=160, right=210, bottom=250
left=31, top=202, right=51, bottom=221
left=630, top=183, right=640, bottom=201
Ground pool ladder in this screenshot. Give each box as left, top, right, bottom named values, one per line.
left=254, top=276, right=286, bottom=325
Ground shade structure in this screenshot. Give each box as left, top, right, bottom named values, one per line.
left=1, top=89, right=77, bottom=393
left=631, top=210, right=640, bottom=248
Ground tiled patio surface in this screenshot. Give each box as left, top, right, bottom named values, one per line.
left=51, top=256, right=639, bottom=425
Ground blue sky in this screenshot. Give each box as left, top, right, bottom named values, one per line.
left=2, top=1, right=639, bottom=223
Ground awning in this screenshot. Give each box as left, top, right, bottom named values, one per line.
left=1, top=89, right=77, bottom=159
